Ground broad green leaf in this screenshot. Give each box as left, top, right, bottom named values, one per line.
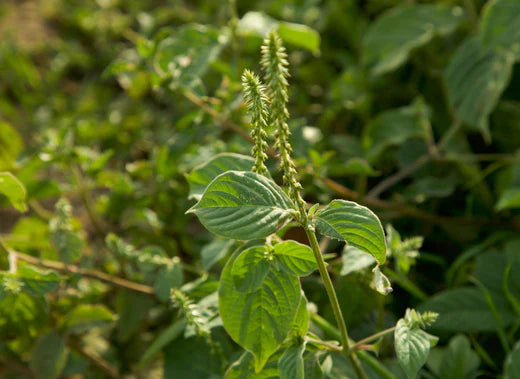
left=395, top=318, right=438, bottom=379
left=363, top=100, right=430, bottom=162
left=219, top=251, right=301, bottom=372
left=154, top=24, right=226, bottom=86
left=362, top=4, right=464, bottom=75
left=30, top=332, right=68, bottom=379
left=315, top=199, right=386, bottom=264
left=0, top=121, right=22, bottom=170
left=237, top=12, right=320, bottom=53
left=279, top=343, right=305, bottom=379
left=61, top=304, right=115, bottom=333
left=231, top=246, right=271, bottom=292
left=226, top=351, right=281, bottom=379
left=419, top=287, right=516, bottom=332
left=445, top=38, right=515, bottom=139
left=273, top=240, right=317, bottom=277
left=505, top=340, right=520, bottom=379
left=139, top=319, right=186, bottom=365
left=16, top=266, right=61, bottom=296
left=340, top=246, right=376, bottom=276
left=163, top=336, right=223, bottom=379
left=188, top=171, right=294, bottom=240
left=481, top=0, right=520, bottom=52
left=154, top=259, right=183, bottom=301
left=187, top=153, right=256, bottom=200
left=438, top=335, right=480, bottom=379
left=0, top=172, right=27, bottom=212
left=290, top=295, right=309, bottom=338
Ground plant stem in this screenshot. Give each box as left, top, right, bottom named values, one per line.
left=304, top=228, right=368, bottom=379
left=350, top=327, right=396, bottom=351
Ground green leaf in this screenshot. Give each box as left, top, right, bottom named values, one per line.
left=340, top=246, right=376, bottom=276
left=363, top=100, right=430, bottom=162
left=187, top=153, right=256, bottom=200
left=481, top=0, right=520, bottom=52
left=117, top=292, right=154, bottom=342
left=16, top=266, right=61, bottom=296
left=445, top=38, right=515, bottom=139
left=0, top=121, right=22, bottom=170
left=362, top=4, right=464, bottom=75
left=188, top=171, right=294, bottom=240
left=497, top=188, right=520, bottom=210
left=30, top=332, right=68, bottom=379
left=231, top=246, right=271, bottom=292
left=0, top=172, right=27, bottom=212
left=154, top=24, right=226, bottom=86
left=372, top=266, right=393, bottom=295
left=395, top=317, right=438, bottom=379
left=279, top=343, right=305, bottom=379
left=290, top=295, right=309, bottom=338
left=226, top=351, right=281, bottom=379
left=315, top=199, right=386, bottom=264
left=61, top=304, right=115, bottom=333
left=438, top=335, right=480, bottom=379
left=219, top=251, right=301, bottom=372
left=505, top=340, right=520, bottom=379
left=237, top=12, right=320, bottom=53
left=273, top=241, right=317, bottom=277
left=201, top=239, right=233, bottom=271
left=419, top=287, right=516, bottom=332
left=154, top=259, right=184, bottom=301
left=139, top=319, right=186, bottom=365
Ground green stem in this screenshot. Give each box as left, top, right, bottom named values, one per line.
left=305, top=229, right=368, bottom=379
left=350, top=327, right=396, bottom=351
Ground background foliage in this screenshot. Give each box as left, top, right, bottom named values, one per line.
left=1, top=0, right=520, bottom=377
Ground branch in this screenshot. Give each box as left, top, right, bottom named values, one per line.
left=67, top=338, right=121, bottom=379
left=0, top=241, right=155, bottom=296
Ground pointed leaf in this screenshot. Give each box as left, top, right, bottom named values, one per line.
left=395, top=319, right=438, bottom=379
left=279, top=343, right=305, bottom=379
left=219, top=251, right=301, bottom=372
left=231, top=246, right=271, bottom=292
left=273, top=241, right=317, bottom=277
left=315, top=199, right=386, bottom=264
left=0, top=172, right=27, bottom=212
left=188, top=171, right=294, bottom=240
left=187, top=153, right=256, bottom=200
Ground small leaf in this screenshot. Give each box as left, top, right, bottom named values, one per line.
left=315, top=199, right=386, bottom=264
left=61, top=304, right=115, bottom=333
left=395, top=317, right=438, bottom=379
left=438, top=335, right=480, bottom=379
left=445, top=38, right=514, bottom=139
left=219, top=251, right=301, bottom=372
left=372, top=266, right=393, bottom=295
left=188, top=171, right=294, bottom=240
left=505, top=340, right=520, bottom=379
left=30, top=332, right=68, bottom=379
left=0, top=172, right=27, bottom=212
left=340, top=246, right=376, bottom=276
left=231, top=246, right=271, bottom=292
left=16, top=266, right=62, bottom=296
left=273, top=240, right=317, bottom=277
left=279, top=343, right=305, bottom=379
left=363, top=4, right=464, bottom=75
left=187, top=153, right=256, bottom=200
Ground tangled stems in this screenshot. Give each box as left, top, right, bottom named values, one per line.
left=241, top=70, right=270, bottom=176
left=261, top=31, right=307, bottom=223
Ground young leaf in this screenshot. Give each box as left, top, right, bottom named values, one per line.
left=231, top=246, right=271, bottom=292
left=445, top=38, right=514, bottom=139
left=314, top=199, right=386, bottom=264
left=279, top=342, right=306, bottom=379
left=0, top=172, right=27, bottom=212
left=395, top=317, right=438, bottom=379
left=187, top=153, right=256, bottom=200
left=188, top=171, right=294, bottom=240
left=219, top=251, right=301, bottom=372
left=273, top=240, right=317, bottom=277
left=30, top=332, right=68, bottom=379
left=362, top=4, right=464, bottom=76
